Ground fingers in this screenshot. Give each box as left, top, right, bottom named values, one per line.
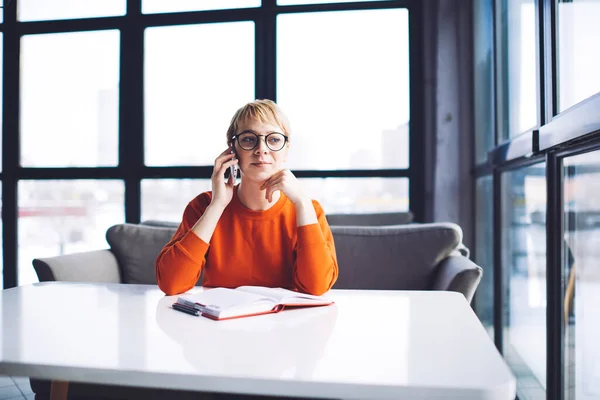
left=220, top=158, right=239, bottom=178
left=217, top=147, right=234, bottom=160
left=263, top=176, right=285, bottom=202
left=264, top=177, right=283, bottom=191
left=214, top=147, right=236, bottom=171
left=261, top=170, right=290, bottom=201
left=265, top=183, right=281, bottom=202
left=260, top=170, right=286, bottom=190
left=213, top=157, right=238, bottom=182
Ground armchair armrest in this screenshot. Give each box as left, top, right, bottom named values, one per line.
left=32, top=249, right=122, bottom=283
left=431, top=255, right=483, bottom=303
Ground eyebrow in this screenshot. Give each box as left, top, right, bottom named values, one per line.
left=238, top=129, right=281, bottom=135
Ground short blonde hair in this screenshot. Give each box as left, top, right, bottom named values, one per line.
left=226, top=99, right=291, bottom=146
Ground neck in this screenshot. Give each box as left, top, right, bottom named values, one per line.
left=237, top=179, right=281, bottom=211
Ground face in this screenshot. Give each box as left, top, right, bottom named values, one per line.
left=233, top=118, right=289, bottom=183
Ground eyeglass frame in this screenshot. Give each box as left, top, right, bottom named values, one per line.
left=231, top=131, right=289, bottom=152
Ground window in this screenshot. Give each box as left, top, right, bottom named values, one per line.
left=475, top=175, right=493, bottom=338
left=473, top=0, right=494, bottom=162
left=0, top=186, right=2, bottom=289
left=20, top=30, right=120, bottom=167
left=502, top=164, right=547, bottom=397
left=144, top=22, right=255, bottom=167
left=478, top=0, right=600, bottom=396
left=277, top=9, right=410, bottom=170
left=18, top=180, right=124, bottom=286
left=557, top=0, right=600, bottom=112
left=0, top=32, right=2, bottom=170
left=142, top=0, right=259, bottom=14
left=2, top=2, right=418, bottom=289
left=278, top=0, right=393, bottom=4
left=563, top=149, right=600, bottom=399
left=141, top=179, right=211, bottom=222
left=497, top=0, right=538, bottom=137
left=18, top=0, right=125, bottom=22
left=299, top=178, right=409, bottom=214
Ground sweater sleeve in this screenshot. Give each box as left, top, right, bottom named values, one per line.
left=155, top=193, right=212, bottom=295
left=293, top=200, right=339, bottom=295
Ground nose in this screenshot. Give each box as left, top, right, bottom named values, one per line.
left=254, top=138, right=269, bottom=154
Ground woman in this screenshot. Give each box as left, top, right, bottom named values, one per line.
left=155, top=99, right=338, bottom=296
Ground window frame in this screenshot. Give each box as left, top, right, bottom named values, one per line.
left=473, top=0, right=600, bottom=398
left=1, top=0, right=424, bottom=288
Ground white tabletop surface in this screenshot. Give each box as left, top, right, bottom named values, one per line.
left=0, top=282, right=515, bottom=400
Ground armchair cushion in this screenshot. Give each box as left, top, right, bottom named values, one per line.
left=326, top=211, right=413, bottom=226
left=106, top=223, right=176, bottom=285
left=32, top=249, right=121, bottom=283
left=331, top=223, right=463, bottom=290
left=431, top=255, right=483, bottom=302
left=141, top=220, right=180, bottom=229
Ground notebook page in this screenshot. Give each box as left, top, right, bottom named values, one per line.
left=237, top=286, right=328, bottom=304
left=180, top=288, right=275, bottom=310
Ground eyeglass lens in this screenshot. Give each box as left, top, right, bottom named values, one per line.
left=237, top=133, right=286, bottom=151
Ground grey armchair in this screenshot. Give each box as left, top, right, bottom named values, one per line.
left=33, top=221, right=480, bottom=300
left=330, top=223, right=481, bottom=302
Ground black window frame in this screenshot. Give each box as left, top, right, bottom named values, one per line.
left=1, top=0, right=425, bottom=289
left=472, top=0, right=600, bottom=398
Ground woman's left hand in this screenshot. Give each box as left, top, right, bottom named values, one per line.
left=260, top=169, right=310, bottom=205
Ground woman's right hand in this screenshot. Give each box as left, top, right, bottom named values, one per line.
left=210, top=147, right=238, bottom=209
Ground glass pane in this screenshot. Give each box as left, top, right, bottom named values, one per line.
left=141, top=179, right=211, bottom=223
left=18, top=0, right=125, bottom=22
left=20, top=31, right=120, bottom=167
left=502, top=164, right=547, bottom=398
left=277, top=9, right=409, bottom=170
left=563, top=150, right=600, bottom=399
left=498, top=0, right=538, bottom=137
left=18, top=180, right=124, bottom=286
left=143, top=0, right=259, bottom=14
left=557, top=0, right=600, bottom=112
left=145, top=23, right=254, bottom=166
left=299, top=178, right=408, bottom=213
left=278, top=0, right=391, bottom=4
left=475, top=175, right=493, bottom=338
left=473, top=0, right=494, bottom=163
left=142, top=178, right=407, bottom=220
left=0, top=32, right=2, bottom=170
left=0, top=185, right=2, bottom=289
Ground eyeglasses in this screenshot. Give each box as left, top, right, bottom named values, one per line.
left=232, top=132, right=289, bottom=151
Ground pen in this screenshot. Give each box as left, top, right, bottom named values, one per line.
left=172, top=303, right=200, bottom=316
left=177, top=297, right=206, bottom=311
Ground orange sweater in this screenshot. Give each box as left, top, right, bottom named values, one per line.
left=155, top=189, right=338, bottom=296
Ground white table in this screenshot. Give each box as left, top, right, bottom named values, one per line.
left=0, top=282, right=515, bottom=400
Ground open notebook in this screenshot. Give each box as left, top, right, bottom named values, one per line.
left=173, top=286, right=333, bottom=321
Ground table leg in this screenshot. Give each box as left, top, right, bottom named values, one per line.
left=50, top=380, right=69, bottom=400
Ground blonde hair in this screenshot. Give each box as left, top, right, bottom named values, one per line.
left=226, top=99, right=291, bottom=146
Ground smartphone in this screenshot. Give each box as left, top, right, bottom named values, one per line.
left=229, top=148, right=238, bottom=182
left=229, top=164, right=238, bottom=182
